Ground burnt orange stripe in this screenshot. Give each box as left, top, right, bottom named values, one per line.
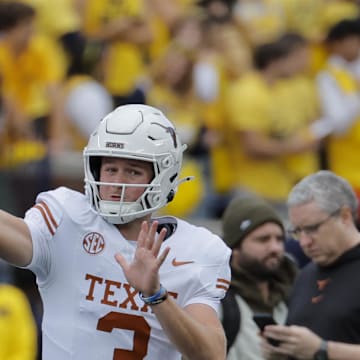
left=39, top=201, right=58, bottom=229
left=34, top=204, right=55, bottom=236
left=217, top=278, right=231, bottom=285
left=216, top=285, right=229, bottom=291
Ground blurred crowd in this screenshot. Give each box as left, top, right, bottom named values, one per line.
left=1, top=0, right=360, bottom=220
left=2, top=0, right=360, bottom=358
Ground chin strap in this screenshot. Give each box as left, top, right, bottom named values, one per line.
left=99, top=200, right=142, bottom=215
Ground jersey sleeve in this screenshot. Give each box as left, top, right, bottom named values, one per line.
left=184, top=236, right=231, bottom=313
left=23, top=188, right=65, bottom=282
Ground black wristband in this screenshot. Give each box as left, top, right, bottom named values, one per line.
left=313, top=339, right=328, bottom=360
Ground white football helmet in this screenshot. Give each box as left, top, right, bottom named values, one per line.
left=83, top=104, right=189, bottom=224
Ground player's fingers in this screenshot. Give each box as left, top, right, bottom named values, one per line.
left=114, top=253, right=129, bottom=271
left=137, top=221, right=148, bottom=247
left=145, top=220, right=158, bottom=250
left=156, top=246, right=170, bottom=268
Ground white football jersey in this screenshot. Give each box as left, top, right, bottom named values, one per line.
left=24, top=187, right=231, bottom=360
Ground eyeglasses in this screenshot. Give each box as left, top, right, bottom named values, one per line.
left=287, top=209, right=340, bottom=241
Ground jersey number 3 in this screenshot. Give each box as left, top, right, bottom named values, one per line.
left=97, top=311, right=151, bottom=359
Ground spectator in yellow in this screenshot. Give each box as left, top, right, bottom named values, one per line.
left=194, top=0, right=252, bottom=218
left=0, top=1, right=67, bottom=215
left=281, top=0, right=360, bottom=75
left=272, top=33, right=324, bottom=182
left=147, top=16, right=203, bottom=152
left=145, top=0, right=195, bottom=63
left=20, top=0, right=85, bottom=77
left=0, top=1, right=66, bottom=153
left=147, top=18, right=206, bottom=217
left=225, top=37, right=322, bottom=216
left=283, top=0, right=359, bottom=41
left=233, top=0, right=287, bottom=47
left=82, top=0, right=153, bottom=106
left=0, top=282, right=37, bottom=359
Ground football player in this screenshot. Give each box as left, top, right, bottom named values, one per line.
left=0, top=104, right=231, bottom=359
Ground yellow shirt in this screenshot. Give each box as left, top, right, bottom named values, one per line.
left=147, top=84, right=201, bottom=147
left=320, top=0, right=359, bottom=33
left=20, top=0, right=81, bottom=38
left=83, top=0, right=147, bottom=95
left=0, top=139, right=47, bottom=169
left=283, top=0, right=359, bottom=41
left=199, top=59, right=236, bottom=193
left=325, top=65, right=360, bottom=190
left=147, top=15, right=172, bottom=63
left=274, top=75, right=320, bottom=181
left=282, top=0, right=324, bottom=41
left=282, top=0, right=359, bottom=75
left=234, top=0, right=287, bottom=45
left=226, top=72, right=295, bottom=201
left=0, top=284, right=37, bottom=360
left=0, top=35, right=65, bottom=118
left=147, top=0, right=197, bottom=63
left=147, top=84, right=205, bottom=217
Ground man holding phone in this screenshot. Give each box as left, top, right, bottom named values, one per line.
left=221, top=194, right=297, bottom=359
left=263, top=171, right=360, bottom=360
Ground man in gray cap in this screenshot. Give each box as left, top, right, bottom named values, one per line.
left=221, top=194, right=297, bottom=359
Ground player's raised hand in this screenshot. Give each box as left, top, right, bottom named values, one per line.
left=114, top=220, right=170, bottom=296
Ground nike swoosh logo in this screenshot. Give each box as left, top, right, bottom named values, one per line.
left=172, top=258, right=195, bottom=267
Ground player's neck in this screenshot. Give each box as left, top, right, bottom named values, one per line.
left=116, top=216, right=151, bottom=241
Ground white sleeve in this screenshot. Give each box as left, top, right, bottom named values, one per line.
left=309, top=116, right=334, bottom=139
left=23, top=191, right=64, bottom=282
left=316, top=72, right=360, bottom=135
left=185, top=245, right=231, bottom=313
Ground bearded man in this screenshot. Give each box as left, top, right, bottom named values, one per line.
left=221, top=194, right=297, bottom=359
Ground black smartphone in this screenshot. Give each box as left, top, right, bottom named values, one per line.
left=252, top=313, right=281, bottom=347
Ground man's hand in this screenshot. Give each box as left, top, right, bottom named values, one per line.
left=114, top=220, right=170, bottom=296
left=260, top=335, right=287, bottom=360
left=262, top=325, right=322, bottom=359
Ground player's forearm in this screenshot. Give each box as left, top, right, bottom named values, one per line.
left=151, top=297, right=226, bottom=360
left=0, top=210, right=32, bottom=266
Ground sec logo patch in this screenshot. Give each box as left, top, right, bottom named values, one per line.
left=83, top=232, right=105, bottom=254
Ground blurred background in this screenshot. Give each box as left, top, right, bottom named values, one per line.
left=1, top=0, right=360, bottom=358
